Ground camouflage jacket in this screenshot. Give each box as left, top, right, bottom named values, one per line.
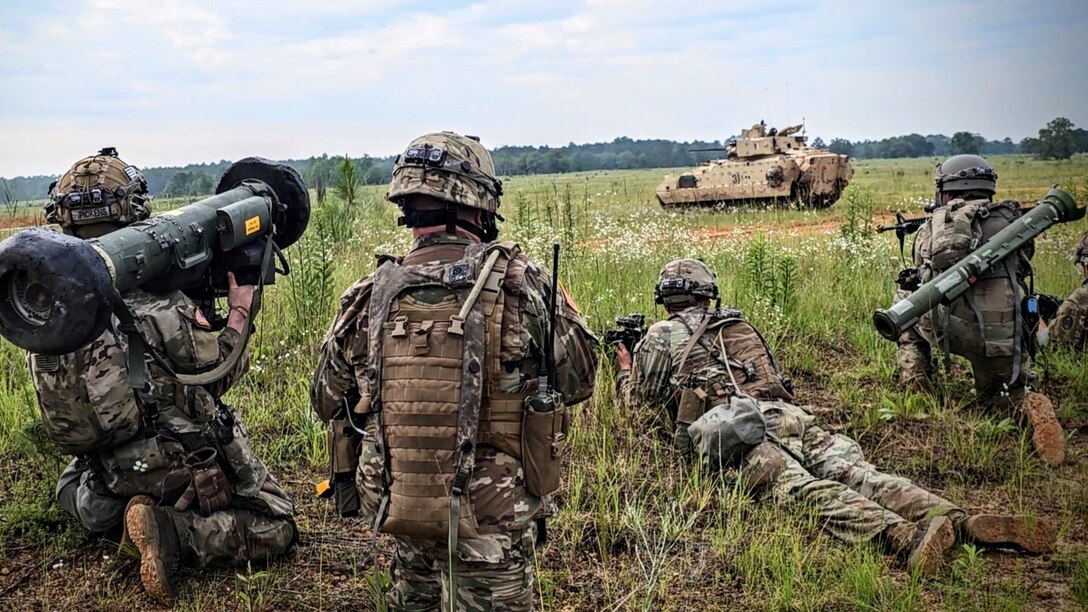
left=28, top=288, right=271, bottom=505
left=1052, top=279, right=1088, bottom=350
left=617, top=306, right=791, bottom=420
left=312, top=233, right=598, bottom=535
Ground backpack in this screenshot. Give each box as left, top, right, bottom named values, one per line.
left=29, top=325, right=143, bottom=455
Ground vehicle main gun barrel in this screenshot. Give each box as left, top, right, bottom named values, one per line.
left=872, top=187, right=1085, bottom=341
left=0, top=158, right=310, bottom=355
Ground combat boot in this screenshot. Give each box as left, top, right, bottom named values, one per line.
left=884, top=516, right=955, bottom=575
left=960, top=514, right=1056, bottom=554
left=1023, top=392, right=1065, bottom=466
left=124, top=497, right=182, bottom=603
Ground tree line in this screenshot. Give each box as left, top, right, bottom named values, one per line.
left=3, top=117, right=1085, bottom=202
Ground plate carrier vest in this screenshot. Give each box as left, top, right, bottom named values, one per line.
left=363, top=241, right=531, bottom=540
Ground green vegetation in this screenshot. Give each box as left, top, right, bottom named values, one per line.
left=0, top=156, right=1085, bottom=609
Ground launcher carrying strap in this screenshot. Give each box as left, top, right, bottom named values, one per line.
left=114, top=236, right=274, bottom=391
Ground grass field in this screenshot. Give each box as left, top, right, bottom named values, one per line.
left=1, top=155, right=1086, bottom=610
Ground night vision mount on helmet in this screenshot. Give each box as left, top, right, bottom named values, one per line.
left=656, top=121, right=853, bottom=210
left=655, top=259, right=720, bottom=306
left=0, top=158, right=310, bottom=355
left=387, top=132, right=505, bottom=241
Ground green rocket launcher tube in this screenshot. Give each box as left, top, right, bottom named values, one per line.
left=873, top=186, right=1085, bottom=341
left=0, top=158, right=310, bottom=355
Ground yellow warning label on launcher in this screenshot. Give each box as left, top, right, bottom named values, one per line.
left=245, top=216, right=261, bottom=235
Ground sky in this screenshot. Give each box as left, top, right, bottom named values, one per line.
left=1, top=0, right=1085, bottom=177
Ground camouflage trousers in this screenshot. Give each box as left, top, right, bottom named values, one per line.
left=894, top=282, right=1031, bottom=411
left=740, top=401, right=963, bottom=543
left=56, top=458, right=297, bottom=568
left=354, top=436, right=541, bottom=611
left=385, top=530, right=536, bottom=612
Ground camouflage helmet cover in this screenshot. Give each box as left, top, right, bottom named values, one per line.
left=655, top=258, right=719, bottom=305
left=386, top=131, right=503, bottom=213
left=935, top=154, right=997, bottom=195
left=46, top=148, right=150, bottom=229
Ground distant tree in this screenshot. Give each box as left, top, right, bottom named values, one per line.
left=1035, top=117, right=1077, bottom=160
left=828, top=138, right=854, bottom=158
left=189, top=172, right=214, bottom=195
left=308, top=156, right=332, bottom=203
left=811, top=137, right=826, bottom=148
left=162, top=171, right=193, bottom=197
left=949, top=131, right=985, bottom=155
left=1019, top=137, right=1040, bottom=155
left=336, top=156, right=358, bottom=207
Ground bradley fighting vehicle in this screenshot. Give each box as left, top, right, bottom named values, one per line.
left=656, top=122, right=854, bottom=209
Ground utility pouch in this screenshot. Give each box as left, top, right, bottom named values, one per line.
left=329, top=418, right=362, bottom=517
left=522, top=404, right=568, bottom=497
left=676, top=386, right=708, bottom=425
left=216, top=423, right=267, bottom=498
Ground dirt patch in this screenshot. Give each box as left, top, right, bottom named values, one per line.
left=692, top=212, right=902, bottom=242
left=0, top=215, right=44, bottom=230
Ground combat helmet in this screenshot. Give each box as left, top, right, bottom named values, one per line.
left=934, top=154, right=997, bottom=195
left=46, top=147, right=150, bottom=233
left=387, top=131, right=504, bottom=241
left=655, top=258, right=719, bottom=307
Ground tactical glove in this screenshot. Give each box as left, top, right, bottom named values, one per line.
left=174, top=447, right=232, bottom=515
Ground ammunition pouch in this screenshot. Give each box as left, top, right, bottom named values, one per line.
left=521, top=400, right=569, bottom=497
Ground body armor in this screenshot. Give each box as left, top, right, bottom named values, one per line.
left=361, top=242, right=532, bottom=539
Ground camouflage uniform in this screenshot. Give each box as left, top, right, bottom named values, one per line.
left=1051, top=231, right=1088, bottom=350
left=314, top=232, right=598, bottom=610
left=894, top=201, right=1034, bottom=409
left=619, top=305, right=964, bottom=544
left=35, top=287, right=297, bottom=568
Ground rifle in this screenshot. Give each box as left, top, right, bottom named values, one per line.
left=602, top=313, right=647, bottom=358
left=877, top=212, right=927, bottom=257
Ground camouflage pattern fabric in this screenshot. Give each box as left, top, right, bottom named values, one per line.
left=1051, top=280, right=1088, bottom=350
left=894, top=200, right=1034, bottom=409
left=389, top=530, right=535, bottom=611
left=37, top=287, right=296, bottom=568
left=617, top=305, right=791, bottom=449
left=742, top=401, right=963, bottom=543
left=619, top=307, right=963, bottom=544
left=313, top=232, right=598, bottom=607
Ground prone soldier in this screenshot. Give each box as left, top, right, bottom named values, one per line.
left=30, top=150, right=298, bottom=603
left=616, top=258, right=1055, bottom=574
left=311, top=132, right=598, bottom=611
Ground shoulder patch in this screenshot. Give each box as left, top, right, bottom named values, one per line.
left=193, top=307, right=211, bottom=330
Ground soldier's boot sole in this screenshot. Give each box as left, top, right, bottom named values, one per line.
left=963, top=515, right=1056, bottom=554
left=118, top=495, right=156, bottom=551
left=124, top=502, right=179, bottom=604
left=907, top=516, right=955, bottom=575
left=1024, top=393, right=1065, bottom=466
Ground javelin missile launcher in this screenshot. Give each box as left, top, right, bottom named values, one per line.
left=0, top=158, right=310, bottom=355
left=873, top=186, right=1085, bottom=341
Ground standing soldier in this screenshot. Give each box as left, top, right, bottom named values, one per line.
left=312, top=132, right=598, bottom=610
left=1050, top=231, right=1088, bottom=350
left=894, top=154, right=1064, bottom=465
left=616, top=259, right=1055, bottom=574
left=30, top=149, right=298, bottom=603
